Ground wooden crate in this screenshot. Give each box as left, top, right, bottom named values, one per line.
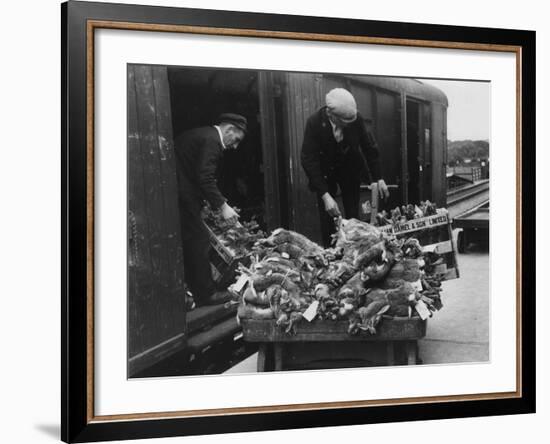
left=205, top=223, right=249, bottom=288
left=368, top=184, right=459, bottom=280
left=378, top=210, right=459, bottom=280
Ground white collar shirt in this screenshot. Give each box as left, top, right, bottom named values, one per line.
left=213, top=125, right=227, bottom=150
left=328, top=119, right=344, bottom=143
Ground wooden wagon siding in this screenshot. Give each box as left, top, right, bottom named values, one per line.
left=276, top=73, right=448, bottom=241
left=280, top=72, right=325, bottom=242
left=127, top=65, right=186, bottom=377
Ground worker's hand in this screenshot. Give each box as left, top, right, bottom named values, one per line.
left=373, top=179, right=390, bottom=200
left=220, top=202, right=239, bottom=224
left=321, top=192, right=341, bottom=218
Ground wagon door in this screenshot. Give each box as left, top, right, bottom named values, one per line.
left=406, top=98, right=435, bottom=203
left=374, top=88, right=403, bottom=208
left=258, top=71, right=286, bottom=230
left=282, top=72, right=325, bottom=243
left=127, top=64, right=187, bottom=377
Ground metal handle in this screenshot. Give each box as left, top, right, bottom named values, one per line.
left=370, top=184, right=379, bottom=224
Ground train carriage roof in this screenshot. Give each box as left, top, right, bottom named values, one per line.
left=167, top=65, right=449, bottom=107
left=345, top=75, right=449, bottom=107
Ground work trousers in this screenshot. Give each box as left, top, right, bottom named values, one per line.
left=317, top=178, right=361, bottom=247
left=179, top=198, right=216, bottom=303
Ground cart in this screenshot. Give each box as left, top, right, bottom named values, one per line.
left=239, top=188, right=457, bottom=371
left=454, top=201, right=489, bottom=253
left=241, top=316, right=427, bottom=371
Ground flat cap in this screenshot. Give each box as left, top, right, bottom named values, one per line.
left=217, top=113, right=248, bottom=133
left=325, top=88, right=357, bottom=123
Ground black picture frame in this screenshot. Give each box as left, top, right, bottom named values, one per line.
left=62, top=1, right=536, bottom=442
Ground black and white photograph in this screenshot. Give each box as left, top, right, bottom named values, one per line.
left=127, top=65, right=490, bottom=378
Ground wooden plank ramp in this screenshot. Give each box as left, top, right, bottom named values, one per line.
left=187, top=304, right=238, bottom=335
left=187, top=317, right=241, bottom=354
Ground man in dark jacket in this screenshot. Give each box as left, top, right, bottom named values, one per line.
left=174, top=113, right=247, bottom=306
left=301, top=88, right=389, bottom=246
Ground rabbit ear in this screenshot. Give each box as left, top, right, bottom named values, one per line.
left=376, top=304, right=391, bottom=316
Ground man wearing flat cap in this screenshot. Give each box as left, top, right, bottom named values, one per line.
left=174, top=113, right=247, bottom=306
left=301, top=88, right=390, bottom=246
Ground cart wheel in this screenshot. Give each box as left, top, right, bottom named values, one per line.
left=457, top=230, right=465, bottom=254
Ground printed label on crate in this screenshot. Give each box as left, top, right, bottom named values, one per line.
left=380, top=212, right=449, bottom=237
left=392, top=213, right=449, bottom=235
left=378, top=225, right=395, bottom=236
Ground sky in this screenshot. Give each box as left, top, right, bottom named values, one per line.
left=420, top=78, right=491, bottom=142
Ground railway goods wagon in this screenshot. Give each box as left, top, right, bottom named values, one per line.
left=128, top=64, right=449, bottom=377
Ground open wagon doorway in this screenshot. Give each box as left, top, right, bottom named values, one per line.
left=406, top=98, right=433, bottom=204
left=168, top=67, right=268, bottom=230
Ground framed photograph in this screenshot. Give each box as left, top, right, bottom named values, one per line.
left=62, top=1, right=535, bottom=442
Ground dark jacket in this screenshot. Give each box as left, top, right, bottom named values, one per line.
left=174, top=126, right=226, bottom=209
left=300, top=107, right=382, bottom=195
